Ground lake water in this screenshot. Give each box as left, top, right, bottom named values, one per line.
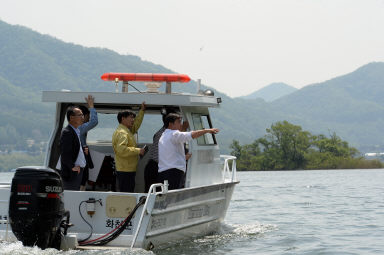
left=0, top=169, right=383, bottom=255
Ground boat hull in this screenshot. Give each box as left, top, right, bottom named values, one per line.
left=0, top=181, right=237, bottom=250
left=139, top=182, right=237, bottom=249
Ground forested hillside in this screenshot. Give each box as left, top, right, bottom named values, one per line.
left=271, top=62, right=384, bottom=151
left=0, top=20, right=239, bottom=153
left=1, top=19, right=384, bottom=159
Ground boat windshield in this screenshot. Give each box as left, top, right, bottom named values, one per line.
left=191, top=113, right=216, bottom=145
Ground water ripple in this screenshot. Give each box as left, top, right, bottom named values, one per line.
left=2, top=170, right=384, bottom=255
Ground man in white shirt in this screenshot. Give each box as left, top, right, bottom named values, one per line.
left=158, top=113, right=219, bottom=190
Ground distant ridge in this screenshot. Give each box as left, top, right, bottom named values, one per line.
left=270, top=62, right=384, bottom=151
left=239, top=82, right=297, bottom=102
left=1, top=19, right=384, bottom=156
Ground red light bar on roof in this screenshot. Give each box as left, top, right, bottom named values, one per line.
left=100, top=73, right=191, bottom=83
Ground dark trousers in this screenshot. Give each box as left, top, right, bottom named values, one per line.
left=117, top=171, right=136, bottom=192
left=63, top=168, right=84, bottom=191
left=80, top=166, right=89, bottom=186
left=144, top=159, right=159, bottom=192
left=80, top=146, right=94, bottom=186
left=158, top=168, right=184, bottom=190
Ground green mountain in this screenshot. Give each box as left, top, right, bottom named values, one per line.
left=1, top=19, right=384, bottom=155
left=270, top=62, right=384, bottom=151
left=0, top=20, right=236, bottom=152
left=239, top=82, right=297, bottom=102
left=214, top=63, right=384, bottom=153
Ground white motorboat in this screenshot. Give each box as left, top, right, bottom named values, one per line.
left=0, top=73, right=238, bottom=251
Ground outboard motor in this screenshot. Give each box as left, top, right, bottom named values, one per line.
left=9, top=166, right=70, bottom=249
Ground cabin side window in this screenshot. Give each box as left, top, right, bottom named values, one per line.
left=86, top=113, right=116, bottom=143
left=191, top=113, right=217, bottom=145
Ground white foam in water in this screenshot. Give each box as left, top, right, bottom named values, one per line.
left=235, top=223, right=277, bottom=235
left=154, top=222, right=279, bottom=254
left=0, top=241, right=58, bottom=255
left=186, top=223, right=278, bottom=248
left=220, top=222, right=277, bottom=237
left=0, top=241, right=154, bottom=255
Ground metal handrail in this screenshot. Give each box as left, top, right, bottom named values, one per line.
left=130, top=182, right=169, bottom=249
left=220, top=155, right=237, bottom=182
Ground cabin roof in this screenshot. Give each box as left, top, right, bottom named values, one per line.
left=42, top=91, right=220, bottom=107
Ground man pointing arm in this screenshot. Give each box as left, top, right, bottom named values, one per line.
left=158, top=113, right=219, bottom=190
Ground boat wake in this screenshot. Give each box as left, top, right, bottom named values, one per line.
left=0, top=241, right=59, bottom=255
left=154, top=222, right=277, bottom=255
left=0, top=240, right=154, bottom=255
left=221, top=222, right=278, bottom=237
left=0, top=223, right=276, bottom=255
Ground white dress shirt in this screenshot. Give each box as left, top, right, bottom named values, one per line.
left=70, top=124, right=86, bottom=168
left=158, top=129, right=192, bottom=173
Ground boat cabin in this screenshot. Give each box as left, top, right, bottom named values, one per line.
left=42, top=75, right=224, bottom=192
left=0, top=74, right=238, bottom=251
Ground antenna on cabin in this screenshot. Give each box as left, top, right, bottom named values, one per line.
left=166, top=82, right=172, bottom=94
left=197, top=79, right=204, bottom=94
left=115, top=78, right=119, bottom=93
left=122, top=81, right=128, bottom=93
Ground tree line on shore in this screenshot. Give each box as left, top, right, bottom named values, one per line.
left=1, top=120, right=382, bottom=172
left=0, top=153, right=44, bottom=172
left=230, top=121, right=383, bottom=171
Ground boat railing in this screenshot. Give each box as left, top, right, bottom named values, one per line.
left=220, top=155, right=237, bottom=182
left=131, top=182, right=169, bottom=248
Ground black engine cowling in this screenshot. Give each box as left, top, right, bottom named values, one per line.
left=9, top=166, right=69, bottom=249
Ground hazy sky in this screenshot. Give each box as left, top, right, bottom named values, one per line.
left=1, top=0, right=384, bottom=97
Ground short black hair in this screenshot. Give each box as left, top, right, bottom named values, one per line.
left=117, top=110, right=136, bottom=123
left=66, top=106, right=81, bottom=121
left=78, top=105, right=90, bottom=116
left=161, top=108, right=177, bottom=125
left=164, top=113, right=182, bottom=128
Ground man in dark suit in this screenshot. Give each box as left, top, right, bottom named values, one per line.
left=60, top=106, right=87, bottom=190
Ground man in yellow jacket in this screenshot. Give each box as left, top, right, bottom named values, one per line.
left=112, top=102, right=146, bottom=192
